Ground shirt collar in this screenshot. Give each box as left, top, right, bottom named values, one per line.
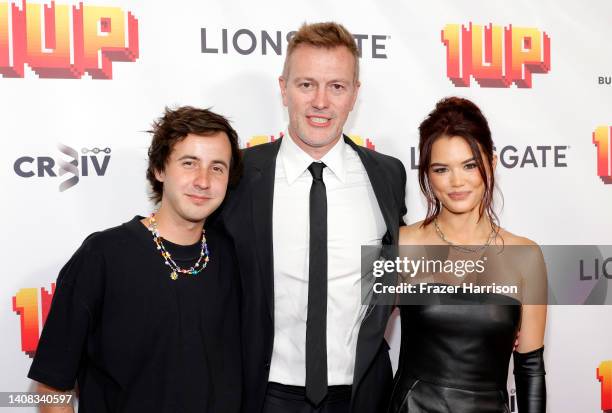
left=280, top=132, right=347, bottom=185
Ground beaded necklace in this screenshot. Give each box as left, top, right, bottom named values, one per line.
left=147, top=213, right=209, bottom=280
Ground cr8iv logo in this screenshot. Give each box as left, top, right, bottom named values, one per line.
left=13, top=144, right=112, bottom=191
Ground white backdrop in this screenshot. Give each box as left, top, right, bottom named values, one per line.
left=2, top=0, right=612, bottom=411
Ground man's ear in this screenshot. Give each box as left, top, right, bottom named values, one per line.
left=154, top=168, right=165, bottom=183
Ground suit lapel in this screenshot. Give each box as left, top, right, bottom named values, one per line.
left=344, top=136, right=397, bottom=406
left=344, top=135, right=398, bottom=244
left=250, top=138, right=282, bottom=321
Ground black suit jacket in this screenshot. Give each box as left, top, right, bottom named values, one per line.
left=221, top=135, right=407, bottom=413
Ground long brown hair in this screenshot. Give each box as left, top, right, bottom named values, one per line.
left=418, top=97, right=500, bottom=227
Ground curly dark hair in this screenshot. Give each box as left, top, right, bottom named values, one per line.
left=146, top=106, right=243, bottom=204
left=418, top=97, right=500, bottom=228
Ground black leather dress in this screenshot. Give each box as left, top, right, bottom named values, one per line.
left=388, top=295, right=521, bottom=413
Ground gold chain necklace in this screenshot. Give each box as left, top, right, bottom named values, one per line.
left=433, top=218, right=496, bottom=253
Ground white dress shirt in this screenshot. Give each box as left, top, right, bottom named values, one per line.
left=269, top=134, right=386, bottom=386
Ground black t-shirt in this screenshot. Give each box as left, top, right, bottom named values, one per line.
left=28, top=216, right=241, bottom=413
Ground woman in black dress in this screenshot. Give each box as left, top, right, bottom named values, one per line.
left=388, top=97, right=547, bottom=413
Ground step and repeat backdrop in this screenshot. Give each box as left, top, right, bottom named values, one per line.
left=2, top=0, right=611, bottom=411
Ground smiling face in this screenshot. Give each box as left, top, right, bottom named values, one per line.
left=279, top=45, right=360, bottom=157
left=428, top=135, right=496, bottom=215
left=155, top=132, right=232, bottom=225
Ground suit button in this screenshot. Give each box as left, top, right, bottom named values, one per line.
left=264, top=362, right=270, bottom=370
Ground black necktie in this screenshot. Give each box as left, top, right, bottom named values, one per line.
left=305, top=161, right=328, bottom=406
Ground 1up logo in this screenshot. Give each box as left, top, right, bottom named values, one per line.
left=593, top=126, right=612, bottom=184
left=12, top=284, right=55, bottom=357
left=13, top=144, right=112, bottom=191
left=597, top=361, right=612, bottom=412
left=441, top=23, right=551, bottom=88
left=0, top=1, right=139, bottom=79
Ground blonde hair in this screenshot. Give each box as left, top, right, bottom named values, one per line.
left=282, top=22, right=359, bottom=80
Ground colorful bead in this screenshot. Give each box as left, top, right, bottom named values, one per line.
left=147, top=212, right=210, bottom=281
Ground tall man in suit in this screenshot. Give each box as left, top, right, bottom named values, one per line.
left=222, top=22, right=407, bottom=413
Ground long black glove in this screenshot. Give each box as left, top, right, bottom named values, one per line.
left=513, top=346, right=546, bottom=413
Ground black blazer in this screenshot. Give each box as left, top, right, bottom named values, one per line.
left=222, top=135, right=407, bottom=413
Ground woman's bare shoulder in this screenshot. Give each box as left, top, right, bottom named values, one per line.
left=399, top=221, right=429, bottom=245
left=498, top=227, right=538, bottom=246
